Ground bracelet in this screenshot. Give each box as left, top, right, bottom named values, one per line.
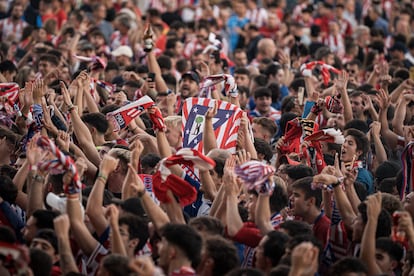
left=30, top=165, right=38, bottom=172
left=331, top=177, right=345, bottom=188
left=97, top=173, right=108, bottom=182
left=32, top=174, right=45, bottom=182
left=68, top=104, right=76, bottom=111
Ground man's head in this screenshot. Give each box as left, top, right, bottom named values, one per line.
left=23, top=209, right=60, bottom=242
left=285, top=165, right=314, bottom=191
left=252, top=117, right=277, bottom=143
left=38, top=54, right=59, bottom=76
left=30, top=229, right=59, bottom=264
left=206, top=149, right=231, bottom=189
left=233, top=49, right=248, bottom=67
left=0, top=60, right=17, bottom=82
left=115, top=214, right=149, bottom=255
left=11, top=2, right=24, bottom=20
left=349, top=91, right=365, bottom=119
left=165, top=116, right=182, bottom=149
left=197, top=235, right=239, bottom=276
left=341, top=128, right=369, bottom=163
left=375, top=237, right=404, bottom=274
left=234, top=67, right=250, bottom=87
left=253, top=87, right=272, bottom=115
left=111, top=46, right=133, bottom=67
left=255, top=231, right=289, bottom=272
left=158, top=224, right=202, bottom=271
left=98, top=254, right=130, bottom=276
left=106, top=148, right=131, bottom=194
left=82, top=113, right=109, bottom=140
left=290, top=177, right=322, bottom=217
left=179, top=71, right=200, bottom=98
left=189, top=216, right=224, bottom=237
left=352, top=201, right=392, bottom=242
left=329, top=257, right=368, bottom=276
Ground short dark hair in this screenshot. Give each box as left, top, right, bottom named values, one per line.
left=81, top=113, right=109, bottom=134
left=234, top=67, right=250, bottom=76
left=291, top=177, right=322, bottom=207
left=160, top=224, right=202, bottom=267
left=344, top=128, right=369, bottom=156
left=157, top=55, right=172, bottom=70
left=29, top=248, right=53, bottom=276
left=285, top=165, right=314, bottom=181
left=330, top=257, right=368, bottom=276
left=253, top=117, right=277, bottom=137
left=0, top=60, right=17, bottom=74
left=376, top=237, right=404, bottom=262
left=254, top=87, right=272, bottom=99
left=118, top=214, right=149, bottom=253
left=32, top=209, right=60, bottom=230
left=0, top=175, right=17, bottom=204
left=189, top=216, right=224, bottom=236
left=279, top=220, right=312, bottom=238
left=204, top=235, right=239, bottom=275
left=226, top=268, right=264, bottom=276
left=344, top=119, right=369, bottom=134
left=39, top=54, right=59, bottom=67
left=254, top=138, right=273, bottom=162
left=33, top=229, right=58, bottom=253
left=358, top=202, right=392, bottom=238
left=0, top=225, right=16, bottom=243
left=269, top=184, right=289, bottom=213
left=101, top=254, right=131, bottom=276
left=263, top=231, right=289, bottom=267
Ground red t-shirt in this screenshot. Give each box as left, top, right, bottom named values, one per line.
left=313, top=213, right=331, bottom=249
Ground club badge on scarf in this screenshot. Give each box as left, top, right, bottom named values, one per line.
left=300, top=61, right=341, bottom=85
left=182, top=97, right=243, bottom=154
left=200, top=74, right=238, bottom=98
left=235, top=161, right=275, bottom=194
left=106, top=96, right=154, bottom=132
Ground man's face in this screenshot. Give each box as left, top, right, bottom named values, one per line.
left=245, top=193, right=258, bottom=221
left=326, top=113, right=345, bottom=130
left=0, top=137, right=15, bottom=158
left=165, top=125, right=181, bottom=149
left=289, top=188, right=309, bottom=217
left=3, top=70, right=16, bottom=82
left=375, top=249, right=395, bottom=274
left=341, top=135, right=360, bottom=163
left=255, top=96, right=271, bottom=114
left=11, top=4, right=23, bottom=19
left=23, top=216, right=37, bottom=242
left=346, top=64, right=360, bottom=82
left=38, top=60, right=56, bottom=76
left=157, top=237, right=172, bottom=269
left=234, top=73, right=250, bottom=87
left=350, top=95, right=364, bottom=118
left=234, top=52, right=248, bottom=67
left=179, top=77, right=198, bottom=98
left=255, top=235, right=269, bottom=270
left=404, top=192, right=414, bottom=218
left=30, top=238, right=58, bottom=263
left=252, top=123, right=269, bottom=142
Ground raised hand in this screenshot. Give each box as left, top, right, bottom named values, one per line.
left=99, top=155, right=119, bottom=176
left=26, top=134, right=47, bottom=166
left=53, top=214, right=70, bottom=237
left=130, top=140, right=144, bottom=170
left=370, top=121, right=381, bottom=137
left=205, top=101, right=218, bottom=120
left=290, top=242, right=319, bottom=276
left=33, top=79, right=46, bottom=104
left=60, top=81, right=73, bottom=107
left=335, top=70, right=348, bottom=93
left=105, top=204, right=120, bottom=228
left=56, top=130, right=70, bottom=152
left=235, top=149, right=250, bottom=165
left=366, top=192, right=382, bottom=220
left=129, top=256, right=157, bottom=276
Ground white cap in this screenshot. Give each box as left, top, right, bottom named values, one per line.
left=46, top=192, right=85, bottom=218
left=111, top=45, right=133, bottom=58
left=46, top=193, right=67, bottom=214
left=119, top=8, right=136, bottom=21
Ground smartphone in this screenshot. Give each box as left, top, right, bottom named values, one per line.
left=298, top=87, right=305, bottom=106
left=148, top=72, right=155, bottom=82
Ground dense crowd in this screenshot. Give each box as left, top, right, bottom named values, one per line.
left=0, top=0, right=414, bottom=275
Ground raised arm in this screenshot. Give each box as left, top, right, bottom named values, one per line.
left=337, top=71, right=353, bottom=123
left=54, top=215, right=79, bottom=275
left=106, top=205, right=127, bottom=256
left=85, top=155, right=119, bottom=236
left=255, top=192, right=273, bottom=235
left=203, top=101, right=218, bottom=154
left=369, top=122, right=387, bottom=166
left=61, top=81, right=101, bottom=167
left=360, top=193, right=383, bottom=276
left=375, top=89, right=400, bottom=150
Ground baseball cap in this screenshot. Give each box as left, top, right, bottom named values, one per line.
left=111, top=45, right=133, bottom=58
left=46, top=192, right=85, bottom=218
left=181, top=71, right=200, bottom=84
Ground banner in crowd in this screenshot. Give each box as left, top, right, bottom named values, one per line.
left=106, top=96, right=154, bottom=131
left=182, top=97, right=243, bottom=153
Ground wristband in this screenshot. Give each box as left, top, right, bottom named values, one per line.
left=97, top=173, right=108, bottom=182
left=30, top=165, right=38, bottom=172
left=68, top=104, right=76, bottom=112
left=332, top=177, right=344, bottom=188
left=32, top=174, right=45, bottom=182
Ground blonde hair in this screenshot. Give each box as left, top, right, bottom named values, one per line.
left=165, top=116, right=182, bottom=128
